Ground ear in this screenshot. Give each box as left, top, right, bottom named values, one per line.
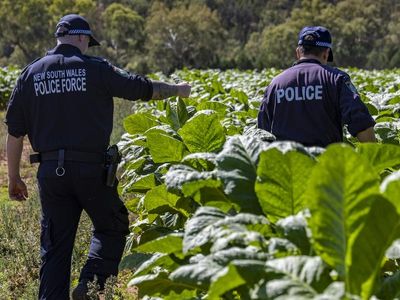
left=323, top=48, right=330, bottom=61
left=295, top=47, right=301, bottom=60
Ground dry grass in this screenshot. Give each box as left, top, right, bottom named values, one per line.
left=0, top=102, right=138, bottom=299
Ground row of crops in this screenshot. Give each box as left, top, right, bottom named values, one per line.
left=117, top=69, right=400, bottom=299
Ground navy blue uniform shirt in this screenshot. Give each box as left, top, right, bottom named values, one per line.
left=257, top=59, right=375, bottom=147
left=5, top=44, right=153, bottom=153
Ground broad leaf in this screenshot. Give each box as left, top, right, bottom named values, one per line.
left=170, top=247, right=269, bottom=289
left=243, top=126, right=276, bottom=142
left=197, top=101, right=230, bottom=115
left=143, top=184, right=186, bottom=216
left=266, top=256, right=331, bottom=293
left=127, top=173, right=157, bottom=193
left=135, top=233, right=183, bottom=255
left=178, top=111, right=226, bottom=153
left=252, top=278, right=317, bottom=299
left=357, top=143, right=400, bottom=173
left=133, top=253, right=179, bottom=277
left=182, top=206, right=226, bottom=254
left=307, top=144, right=379, bottom=278
left=165, top=164, right=218, bottom=194
left=165, top=98, right=189, bottom=131
left=381, top=171, right=400, bottom=213
left=119, top=252, right=153, bottom=271
left=147, top=131, right=188, bottom=163
left=347, top=196, right=400, bottom=298
left=124, top=113, right=158, bottom=134
left=256, top=147, right=315, bottom=221
left=216, top=135, right=266, bottom=213
left=375, top=271, right=400, bottom=300
left=276, top=212, right=311, bottom=255
left=181, top=152, right=217, bottom=171
left=129, top=272, right=195, bottom=297
left=207, top=260, right=268, bottom=300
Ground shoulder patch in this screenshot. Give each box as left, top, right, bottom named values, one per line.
left=112, top=66, right=130, bottom=78
left=344, top=78, right=359, bottom=94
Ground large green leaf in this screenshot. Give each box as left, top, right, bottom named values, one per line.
left=374, top=122, right=400, bottom=145
left=307, top=144, right=379, bottom=278
left=178, top=111, right=226, bottom=153
left=197, top=101, right=230, bottom=115
left=243, top=126, right=276, bottom=142
left=132, top=253, right=179, bottom=277
left=170, top=247, right=269, bottom=289
left=266, top=256, right=331, bottom=293
left=146, top=131, right=188, bottom=163
left=276, top=212, right=311, bottom=255
left=375, top=271, right=400, bottom=300
left=183, top=207, right=270, bottom=254
left=313, top=282, right=349, bottom=300
left=252, top=278, right=318, bottom=299
left=347, top=195, right=400, bottom=298
left=207, top=260, right=268, bottom=300
left=255, top=147, right=316, bottom=221
left=135, top=233, right=183, bottom=254
left=357, top=143, right=400, bottom=173
left=129, top=272, right=195, bottom=297
left=127, top=173, right=157, bottom=193
left=119, top=252, right=153, bottom=271
left=181, top=152, right=217, bottom=171
left=123, top=112, right=158, bottom=134
left=165, top=164, right=218, bottom=194
left=381, top=171, right=400, bottom=213
left=216, top=135, right=266, bottom=213
left=182, top=206, right=226, bottom=254
left=143, top=184, right=187, bottom=216
left=165, top=98, right=189, bottom=131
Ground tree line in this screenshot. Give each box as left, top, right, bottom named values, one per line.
left=0, top=0, right=399, bottom=74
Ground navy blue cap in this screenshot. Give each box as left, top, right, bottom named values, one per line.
left=298, top=26, right=333, bottom=62
left=55, top=14, right=100, bottom=47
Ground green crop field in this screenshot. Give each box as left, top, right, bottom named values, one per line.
left=116, top=69, right=400, bottom=300
left=1, top=68, right=400, bottom=299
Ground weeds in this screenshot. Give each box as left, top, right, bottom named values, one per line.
left=0, top=191, right=136, bottom=299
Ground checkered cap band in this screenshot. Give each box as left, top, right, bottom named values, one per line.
left=67, top=29, right=92, bottom=35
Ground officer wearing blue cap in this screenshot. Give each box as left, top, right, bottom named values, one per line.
left=5, top=14, right=191, bottom=300
left=258, top=26, right=376, bottom=147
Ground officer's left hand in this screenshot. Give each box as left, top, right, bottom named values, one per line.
left=8, top=177, right=28, bottom=201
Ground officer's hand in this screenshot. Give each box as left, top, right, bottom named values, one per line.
left=8, top=176, right=28, bottom=201
left=177, top=83, right=191, bottom=98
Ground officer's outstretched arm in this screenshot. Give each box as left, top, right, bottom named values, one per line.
left=151, top=81, right=191, bottom=99
left=356, top=127, right=376, bottom=143
left=6, top=134, right=28, bottom=200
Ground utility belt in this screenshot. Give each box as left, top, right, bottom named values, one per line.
left=29, top=146, right=121, bottom=187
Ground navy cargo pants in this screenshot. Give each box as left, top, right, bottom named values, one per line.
left=37, top=161, right=129, bottom=300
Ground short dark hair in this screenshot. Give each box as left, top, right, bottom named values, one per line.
left=297, top=34, right=327, bottom=56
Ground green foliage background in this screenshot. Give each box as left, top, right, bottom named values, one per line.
left=0, top=0, right=399, bottom=73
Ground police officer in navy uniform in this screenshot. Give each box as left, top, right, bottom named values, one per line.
left=5, top=14, right=191, bottom=300
left=258, top=26, right=376, bottom=147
